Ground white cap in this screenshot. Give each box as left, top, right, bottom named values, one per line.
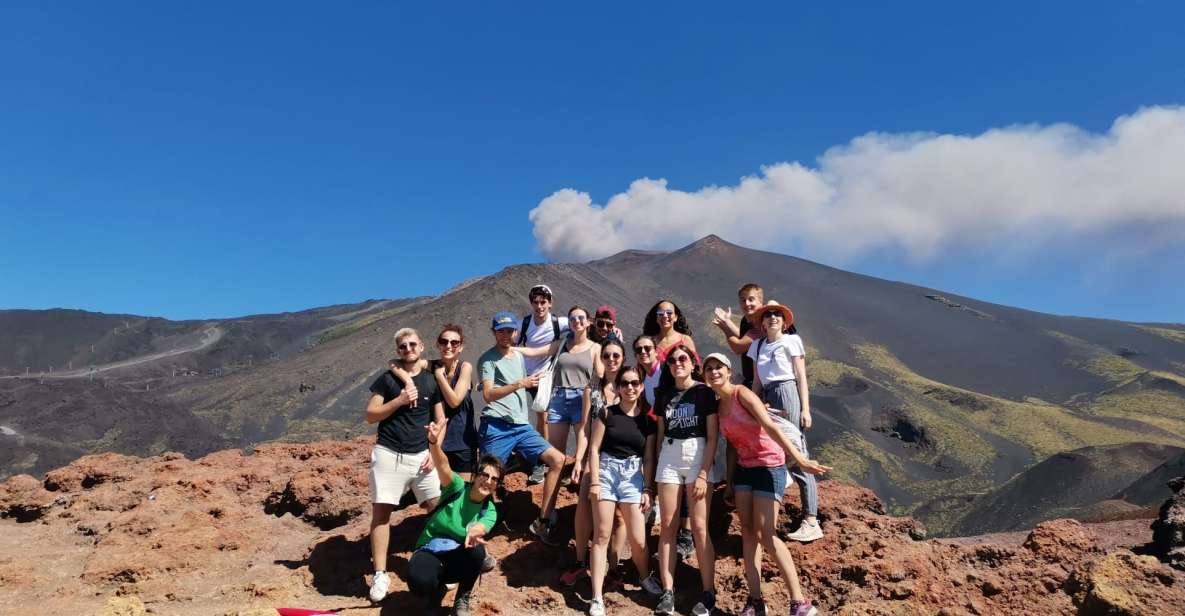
left=702, top=352, right=732, bottom=370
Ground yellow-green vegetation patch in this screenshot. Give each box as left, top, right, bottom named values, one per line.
left=281, top=417, right=364, bottom=443
left=806, top=346, right=865, bottom=388
left=1085, top=389, right=1185, bottom=439
left=318, top=304, right=416, bottom=344
left=1140, top=326, right=1185, bottom=344
left=853, top=343, right=1173, bottom=464
left=1046, top=330, right=1148, bottom=384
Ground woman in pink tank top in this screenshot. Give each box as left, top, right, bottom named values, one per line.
left=702, top=353, right=829, bottom=616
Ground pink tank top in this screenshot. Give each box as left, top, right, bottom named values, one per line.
left=718, top=388, right=785, bottom=468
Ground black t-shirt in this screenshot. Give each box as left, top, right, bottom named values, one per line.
left=656, top=383, right=718, bottom=441
left=369, top=368, right=441, bottom=454
left=600, top=403, right=655, bottom=459
left=739, top=318, right=756, bottom=388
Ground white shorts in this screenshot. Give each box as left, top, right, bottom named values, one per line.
left=656, top=436, right=706, bottom=485
left=369, top=446, right=441, bottom=505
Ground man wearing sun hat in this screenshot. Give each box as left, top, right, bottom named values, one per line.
left=747, top=300, right=822, bottom=543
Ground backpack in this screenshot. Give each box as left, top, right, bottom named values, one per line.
left=517, top=314, right=561, bottom=346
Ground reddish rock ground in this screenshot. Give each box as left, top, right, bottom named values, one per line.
left=2, top=438, right=1183, bottom=616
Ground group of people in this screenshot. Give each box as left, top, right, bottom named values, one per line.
left=363, top=283, right=830, bottom=616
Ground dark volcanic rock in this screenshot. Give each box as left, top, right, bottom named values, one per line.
left=1150, top=476, right=1185, bottom=571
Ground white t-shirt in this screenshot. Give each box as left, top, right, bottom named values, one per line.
left=522, top=314, right=570, bottom=375
left=642, top=361, right=661, bottom=407
left=746, top=334, right=805, bottom=384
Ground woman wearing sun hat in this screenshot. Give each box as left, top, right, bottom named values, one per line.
left=747, top=300, right=823, bottom=543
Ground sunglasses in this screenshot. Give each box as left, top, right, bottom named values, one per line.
left=397, top=342, right=419, bottom=351
left=595, top=319, right=614, bottom=328
left=667, top=355, right=691, bottom=365
left=634, top=345, right=654, bottom=354
left=570, top=315, right=588, bottom=323
left=762, top=311, right=782, bottom=320
left=437, top=338, right=462, bottom=348
left=475, top=470, right=500, bottom=482
left=619, top=379, right=643, bottom=388
left=654, top=309, right=675, bottom=317
left=601, top=352, right=622, bottom=360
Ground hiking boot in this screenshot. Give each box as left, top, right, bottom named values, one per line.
left=452, top=588, right=473, bottom=616
left=481, top=553, right=497, bottom=572
left=529, top=517, right=561, bottom=546
left=528, top=464, right=547, bottom=485
left=655, top=589, right=675, bottom=615
left=368, top=571, right=389, bottom=603
left=560, top=561, right=589, bottom=586
left=676, top=528, right=695, bottom=558
left=640, top=572, right=663, bottom=596
left=691, top=590, right=716, bottom=616
left=785, top=519, right=823, bottom=543
left=589, top=597, right=606, bottom=616
left=738, top=596, right=766, bottom=616
left=789, top=599, right=818, bottom=616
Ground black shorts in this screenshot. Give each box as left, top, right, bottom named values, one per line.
left=446, top=448, right=475, bottom=473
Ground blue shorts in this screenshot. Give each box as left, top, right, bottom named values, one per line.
left=546, top=387, right=584, bottom=424
left=598, top=454, right=643, bottom=504
left=479, top=416, right=552, bottom=467
left=733, top=464, right=788, bottom=502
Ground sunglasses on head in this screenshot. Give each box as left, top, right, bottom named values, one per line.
left=667, top=354, right=691, bottom=365
left=619, top=378, right=643, bottom=388
left=655, top=309, right=675, bottom=317
left=437, top=338, right=462, bottom=348
left=397, top=342, right=419, bottom=351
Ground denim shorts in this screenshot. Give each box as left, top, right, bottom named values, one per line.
left=598, top=453, right=644, bottom=503
left=546, top=387, right=584, bottom=424
left=479, top=416, right=551, bottom=467
left=733, top=464, right=788, bottom=502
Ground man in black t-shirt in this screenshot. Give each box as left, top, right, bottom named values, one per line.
left=364, top=328, right=445, bottom=604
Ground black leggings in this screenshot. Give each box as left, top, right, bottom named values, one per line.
left=407, top=544, right=486, bottom=596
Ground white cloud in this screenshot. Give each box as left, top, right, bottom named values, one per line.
left=528, top=106, right=1185, bottom=263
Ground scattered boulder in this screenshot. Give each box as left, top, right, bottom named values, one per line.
left=1069, top=551, right=1183, bottom=616
left=1022, top=519, right=1100, bottom=561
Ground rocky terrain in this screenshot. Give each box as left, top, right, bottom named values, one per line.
left=2, top=438, right=1184, bottom=616
left=4, top=236, right=1185, bottom=535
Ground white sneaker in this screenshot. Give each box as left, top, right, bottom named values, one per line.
left=368, top=571, right=390, bottom=603
left=640, top=572, right=663, bottom=596
left=589, top=597, right=606, bottom=616
left=786, top=519, right=823, bottom=543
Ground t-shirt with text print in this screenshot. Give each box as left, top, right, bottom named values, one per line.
left=656, top=383, right=718, bottom=441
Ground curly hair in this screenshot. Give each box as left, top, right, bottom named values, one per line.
left=642, top=299, right=692, bottom=338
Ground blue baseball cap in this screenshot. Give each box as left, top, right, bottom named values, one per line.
left=491, top=310, right=519, bottom=331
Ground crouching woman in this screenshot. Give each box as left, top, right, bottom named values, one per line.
left=407, top=420, right=502, bottom=616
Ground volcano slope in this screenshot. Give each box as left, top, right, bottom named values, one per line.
left=4, top=236, right=1185, bottom=533
left=3, top=439, right=1185, bottom=616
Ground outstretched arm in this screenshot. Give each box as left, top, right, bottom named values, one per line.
left=511, top=337, right=564, bottom=358
left=737, top=387, right=830, bottom=475
left=425, top=420, right=454, bottom=488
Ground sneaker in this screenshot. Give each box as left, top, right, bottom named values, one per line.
left=655, top=589, right=675, bottom=615
left=738, top=596, right=766, bottom=616
left=368, top=571, right=389, bottom=603
left=528, top=464, right=547, bottom=485
left=560, top=561, right=589, bottom=586
left=589, top=597, right=606, bottom=616
left=789, top=599, right=817, bottom=616
left=785, top=520, right=823, bottom=543
left=691, top=590, right=716, bottom=616
left=676, top=528, right=695, bottom=558
left=640, top=572, right=663, bottom=596
left=452, top=588, right=473, bottom=616
left=529, top=517, right=561, bottom=546
left=481, top=553, right=497, bottom=572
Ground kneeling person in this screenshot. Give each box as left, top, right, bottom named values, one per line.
left=366, top=328, right=445, bottom=603
left=407, top=420, right=501, bottom=616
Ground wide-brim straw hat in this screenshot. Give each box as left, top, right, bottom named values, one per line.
left=760, top=300, right=795, bottom=328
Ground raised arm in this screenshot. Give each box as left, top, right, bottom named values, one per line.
left=737, top=387, right=829, bottom=475
left=435, top=362, right=473, bottom=409
left=425, top=420, right=454, bottom=488
left=712, top=307, right=755, bottom=354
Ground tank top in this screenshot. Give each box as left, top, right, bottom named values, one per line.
left=441, top=363, right=477, bottom=453
left=718, top=388, right=785, bottom=468
left=555, top=340, right=594, bottom=388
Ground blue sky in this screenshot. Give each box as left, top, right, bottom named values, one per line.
left=1, top=2, right=1183, bottom=322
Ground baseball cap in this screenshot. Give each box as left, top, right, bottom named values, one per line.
left=703, top=353, right=732, bottom=370
left=491, top=310, right=519, bottom=331
left=595, top=304, right=617, bottom=322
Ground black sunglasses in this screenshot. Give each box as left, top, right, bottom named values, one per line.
left=397, top=342, right=419, bottom=351
left=475, top=470, right=500, bottom=482
left=619, top=379, right=643, bottom=388
left=437, top=338, right=462, bottom=348
left=634, top=345, right=654, bottom=353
